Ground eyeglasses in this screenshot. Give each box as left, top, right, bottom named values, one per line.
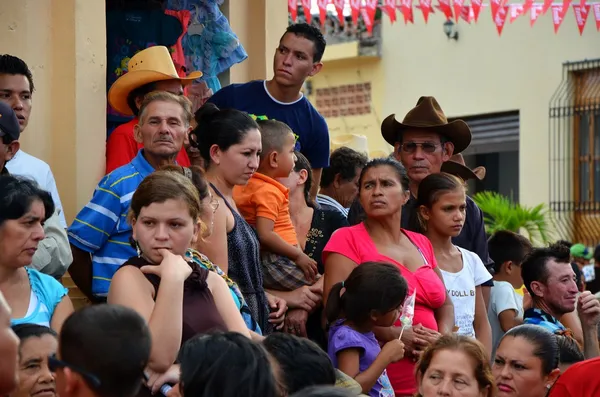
left=209, top=198, right=219, bottom=212
left=399, top=142, right=441, bottom=154
left=48, top=354, right=102, bottom=388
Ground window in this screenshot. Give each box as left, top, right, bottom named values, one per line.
left=574, top=69, right=600, bottom=203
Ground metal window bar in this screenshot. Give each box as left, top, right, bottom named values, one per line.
left=549, top=59, right=600, bottom=246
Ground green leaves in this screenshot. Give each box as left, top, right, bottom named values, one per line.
left=472, top=191, right=552, bottom=245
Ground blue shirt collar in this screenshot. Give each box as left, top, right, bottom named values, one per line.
left=131, top=150, right=157, bottom=178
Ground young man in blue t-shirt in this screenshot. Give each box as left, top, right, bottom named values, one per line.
left=209, top=23, right=329, bottom=198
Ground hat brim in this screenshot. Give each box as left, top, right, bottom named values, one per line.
left=441, top=160, right=482, bottom=181
left=108, top=70, right=203, bottom=116
left=381, top=114, right=472, bottom=155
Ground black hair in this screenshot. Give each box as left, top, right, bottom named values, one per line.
left=284, top=23, right=327, bottom=63
left=263, top=333, right=336, bottom=395
left=256, top=119, right=294, bottom=161
left=410, top=172, right=465, bottom=234
left=0, top=175, right=54, bottom=225
left=556, top=335, right=584, bottom=366
left=159, top=165, right=210, bottom=201
left=0, top=54, right=34, bottom=92
left=358, top=157, right=410, bottom=193
left=595, top=244, right=600, bottom=262
left=292, top=151, right=315, bottom=208
left=320, top=147, right=368, bottom=188
left=290, top=386, right=355, bottom=397
left=488, top=230, right=533, bottom=274
left=126, top=81, right=157, bottom=116
left=555, top=240, right=573, bottom=249
left=12, top=324, right=57, bottom=355
left=500, top=325, right=559, bottom=375
left=189, top=103, right=259, bottom=169
left=59, top=304, right=151, bottom=397
left=178, top=332, right=278, bottom=397
left=521, top=243, right=571, bottom=298
left=325, top=262, right=408, bottom=326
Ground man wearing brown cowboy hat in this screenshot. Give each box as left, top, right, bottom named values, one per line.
left=349, top=96, right=494, bottom=301
left=105, top=46, right=202, bottom=174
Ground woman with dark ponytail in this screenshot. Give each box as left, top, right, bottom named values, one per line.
left=325, top=262, right=408, bottom=397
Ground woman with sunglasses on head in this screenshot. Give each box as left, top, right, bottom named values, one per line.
left=9, top=324, right=58, bottom=397
left=0, top=176, right=74, bottom=332
left=107, top=170, right=250, bottom=384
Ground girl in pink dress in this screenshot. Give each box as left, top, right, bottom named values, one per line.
left=323, top=158, right=454, bottom=396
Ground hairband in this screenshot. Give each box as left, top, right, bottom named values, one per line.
left=341, top=281, right=345, bottom=288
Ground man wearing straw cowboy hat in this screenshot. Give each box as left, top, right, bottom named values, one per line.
left=348, top=96, right=494, bottom=300
left=105, top=45, right=202, bottom=173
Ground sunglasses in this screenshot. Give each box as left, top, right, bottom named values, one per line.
left=399, top=142, right=441, bottom=154
left=48, top=354, right=102, bottom=388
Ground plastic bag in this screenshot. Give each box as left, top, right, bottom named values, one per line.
left=399, top=288, right=416, bottom=328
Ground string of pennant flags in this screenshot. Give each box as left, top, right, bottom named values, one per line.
left=288, top=0, right=600, bottom=35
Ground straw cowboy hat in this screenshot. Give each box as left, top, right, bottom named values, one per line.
left=108, top=46, right=203, bottom=116
left=441, top=154, right=486, bottom=181
left=381, top=96, right=472, bottom=155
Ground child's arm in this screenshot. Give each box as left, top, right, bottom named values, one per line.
left=337, top=340, right=404, bottom=394
left=255, top=216, right=317, bottom=280
left=498, top=310, right=523, bottom=332
left=473, top=285, right=492, bottom=358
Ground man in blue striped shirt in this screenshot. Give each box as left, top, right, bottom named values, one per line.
left=68, top=91, right=193, bottom=301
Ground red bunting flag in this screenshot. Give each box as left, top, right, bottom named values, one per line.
left=333, top=0, right=345, bottom=26
left=400, top=0, right=415, bottom=23
left=289, top=0, right=298, bottom=22
left=454, top=0, right=464, bottom=21
left=490, top=0, right=502, bottom=18
left=471, top=0, right=483, bottom=21
left=561, top=0, right=573, bottom=18
left=573, top=4, right=591, bottom=34
left=580, top=0, right=587, bottom=6
left=591, top=2, right=600, bottom=30
left=317, top=0, right=328, bottom=26
left=384, top=0, right=398, bottom=23
left=350, top=0, right=361, bottom=25
left=460, top=5, right=473, bottom=22
left=363, top=0, right=378, bottom=33
left=542, top=0, right=553, bottom=14
left=418, top=0, right=435, bottom=22
left=437, top=0, right=454, bottom=19
left=522, top=0, right=534, bottom=14
left=509, top=3, right=524, bottom=22
left=494, top=4, right=509, bottom=35
left=301, top=0, right=312, bottom=24
left=530, top=2, right=544, bottom=26
left=551, top=4, right=566, bottom=32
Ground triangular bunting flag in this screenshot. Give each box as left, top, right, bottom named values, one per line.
left=522, top=0, right=535, bottom=14
left=509, top=3, right=524, bottom=22
left=333, top=0, right=345, bottom=26
left=301, top=0, right=312, bottom=24
left=289, top=0, right=298, bottom=22
left=542, top=0, right=553, bottom=14
left=454, top=0, right=465, bottom=21
left=530, top=2, right=544, bottom=25
left=494, top=4, right=509, bottom=35
left=417, top=0, right=435, bottom=22
left=491, top=0, right=502, bottom=18
left=561, top=0, right=573, bottom=18
left=436, top=0, right=454, bottom=19
left=400, top=0, right=416, bottom=23
left=350, top=0, right=361, bottom=25
left=460, top=4, right=474, bottom=22
left=384, top=0, right=398, bottom=23
left=592, top=2, right=600, bottom=31
left=317, top=0, right=328, bottom=27
left=573, top=4, right=591, bottom=34
left=363, top=0, right=378, bottom=33
left=551, top=4, right=566, bottom=33
left=471, top=0, right=484, bottom=21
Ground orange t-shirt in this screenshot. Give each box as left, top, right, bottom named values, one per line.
left=233, top=172, right=298, bottom=246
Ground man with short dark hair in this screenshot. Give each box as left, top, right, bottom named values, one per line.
left=51, top=304, right=151, bottom=397
left=209, top=23, right=329, bottom=198
left=68, top=92, right=192, bottom=301
left=522, top=243, right=600, bottom=358
left=317, top=147, right=367, bottom=218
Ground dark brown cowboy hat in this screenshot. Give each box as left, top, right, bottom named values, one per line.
left=381, top=96, right=472, bottom=154
left=441, top=154, right=486, bottom=181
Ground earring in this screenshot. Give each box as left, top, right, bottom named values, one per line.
left=135, top=241, right=142, bottom=257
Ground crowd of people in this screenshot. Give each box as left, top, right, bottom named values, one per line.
left=1, top=21, right=600, bottom=397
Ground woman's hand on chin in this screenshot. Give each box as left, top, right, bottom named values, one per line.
left=140, top=249, right=192, bottom=282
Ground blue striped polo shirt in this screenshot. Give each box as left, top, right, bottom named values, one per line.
left=68, top=150, right=155, bottom=297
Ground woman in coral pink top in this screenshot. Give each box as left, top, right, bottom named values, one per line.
left=323, top=158, right=454, bottom=397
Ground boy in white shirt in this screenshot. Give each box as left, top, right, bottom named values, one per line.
left=487, top=230, right=533, bottom=358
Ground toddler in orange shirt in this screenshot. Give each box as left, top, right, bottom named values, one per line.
left=234, top=119, right=318, bottom=291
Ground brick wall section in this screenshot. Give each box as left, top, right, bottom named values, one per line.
left=315, top=82, right=372, bottom=118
